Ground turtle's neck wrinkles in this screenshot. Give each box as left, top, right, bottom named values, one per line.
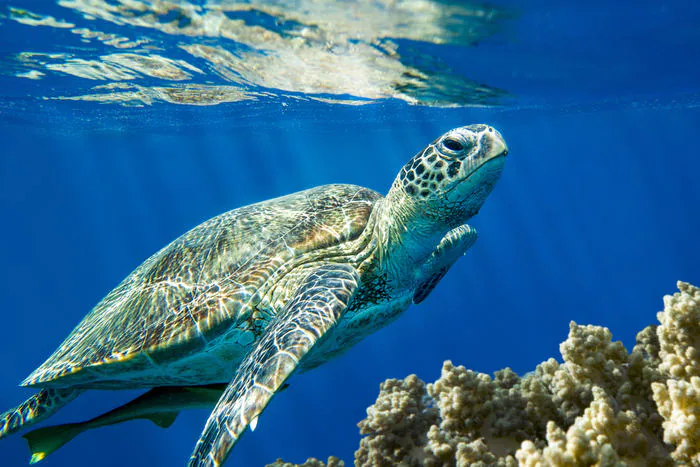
left=373, top=181, right=450, bottom=284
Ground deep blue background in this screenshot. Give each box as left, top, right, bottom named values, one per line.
left=1, top=1, right=699, bottom=466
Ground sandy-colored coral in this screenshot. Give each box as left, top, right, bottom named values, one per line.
left=657, top=282, right=699, bottom=380
left=652, top=377, right=700, bottom=465
left=516, top=386, right=666, bottom=466
left=266, top=457, right=344, bottom=467
left=650, top=282, right=700, bottom=465
left=354, top=374, right=438, bottom=466
left=276, top=282, right=698, bottom=466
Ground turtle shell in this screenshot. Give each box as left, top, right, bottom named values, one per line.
left=24, top=184, right=382, bottom=388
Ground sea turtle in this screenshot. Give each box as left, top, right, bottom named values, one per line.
left=0, top=124, right=508, bottom=466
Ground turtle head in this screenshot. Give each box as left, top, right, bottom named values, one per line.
left=392, top=124, right=508, bottom=228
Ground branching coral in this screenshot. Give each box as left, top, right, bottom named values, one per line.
left=274, top=282, right=699, bottom=466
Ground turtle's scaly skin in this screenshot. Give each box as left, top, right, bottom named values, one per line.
left=1, top=125, right=508, bottom=466
left=0, top=389, right=79, bottom=441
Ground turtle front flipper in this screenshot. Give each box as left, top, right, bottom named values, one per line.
left=413, top=224, right=477, bottom=304
left=188, top=263, right=360, bottom=467
left=0, top=388, right=82, bottom=440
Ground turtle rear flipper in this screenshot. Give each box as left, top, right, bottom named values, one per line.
left=21, top=413, right=179, bottom=464
left=0, top=388, right=82, bottom=440
left=22, top=422, right=84, bottom=464
left=188, top=263, right=360, bottom=466
left=22, top=383, right=228, bottom=463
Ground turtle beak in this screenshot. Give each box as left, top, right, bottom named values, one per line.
left=485, top=126, right=508, bottom=160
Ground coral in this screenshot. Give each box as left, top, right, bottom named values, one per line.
left=650, top=281, right=700, bottom=465
left=515, top=387, right=665, bottom=466
left=656, top=282, right=699, bottom=380
left=266, top=456, right=344, bottom=467
left=355, top=374, right=438, bottom=466
left=277, top=282, right=699, bottom=466
left=652, top=377, right=700, bottom=464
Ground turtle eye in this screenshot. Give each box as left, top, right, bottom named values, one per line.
left=442, top=138, right=464, bottom=152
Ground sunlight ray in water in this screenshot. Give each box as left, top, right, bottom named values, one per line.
left=3, top=0, right=512, bottom=107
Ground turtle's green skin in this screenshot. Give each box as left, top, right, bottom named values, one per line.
left=0, top=124, right=508, bottom=466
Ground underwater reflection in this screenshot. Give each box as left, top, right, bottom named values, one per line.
left=7, top=1, right=511, bottom=106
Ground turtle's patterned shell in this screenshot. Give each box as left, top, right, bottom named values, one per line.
left=24, top=184, right=382, bottom=387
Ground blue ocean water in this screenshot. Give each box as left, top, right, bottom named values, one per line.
left=0, top=1, right=699, bottom=466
